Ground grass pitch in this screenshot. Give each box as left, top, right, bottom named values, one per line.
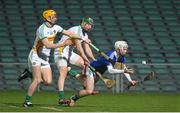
left=0, top=90, right=179, bottom=112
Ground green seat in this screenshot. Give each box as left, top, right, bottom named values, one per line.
left=140, top=31, right=153, bottom=37
left=130, top=45, right=145, bottom=51
left=161, top=86, right=177, bottom=92
left=107, top=31, right=120, bottom=37
left=162, top=46, right=176, bottom=50
left=167, top=59, right=180, bottom=63
left=123, top=31, right=136, bottom=37
left=136, top=21, right=149, bottom=26
left=133, top=58, right=149, bottom=63
left=172, top=69, right=180, bottom=74
left=34, top=0, right=48, bottom=4
left=132, top=53, right=147, bottom=57
left=141, top=38, right=157, bottom=44
left=171, top=31, right=180, bottom=37
left=0, top=0, right=179, bottom=91
left=148, top=53, right=163, bottom=57
left=154, top=69, right=169, bottom=74
left=20, top=0, right=32, bottom=4
left=146, top=46, right=161, bottom=50
left=81, top=0, right=94, bottom=4
left=0, top=45, right=13, bottom=51
left=1, top=57, right=16, bottom=62
left=164, top=53, right=179, bottom=57
left=158, top=39, right=174, bottom=45
left=138, top=69, right=151, bottom=74
left=150, top=58, right=165, bottom=63
left=126, top=38, right=142, bottom=45
left=0, top=38, right=11, bottom=44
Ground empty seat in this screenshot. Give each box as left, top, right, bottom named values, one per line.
left=0, top=0, right=179, bottom=92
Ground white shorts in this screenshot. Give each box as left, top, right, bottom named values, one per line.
left=28, top=50, right=50, bottom=70
left=54, top=46, right=81, bottom=67
left=85, top=67, right=95, bottom=78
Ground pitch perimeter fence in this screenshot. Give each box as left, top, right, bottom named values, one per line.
left=0, top=63, right=180, bottom=93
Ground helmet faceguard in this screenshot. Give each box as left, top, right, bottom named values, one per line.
left=43, top=9, right=57, bottom=24
left=114, top=41, right=128, bottom=56
left=81, top=17, right=94, bottom=28
left=81, top=17, right=94, bottom=25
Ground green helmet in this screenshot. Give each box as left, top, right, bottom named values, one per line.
left=81, top=17, right=94, bottom=26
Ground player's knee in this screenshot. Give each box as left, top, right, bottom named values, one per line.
left=60, top=73, right=67, bottom=78
left=86, top=89, right=93, bottom=95
left=33, top=78, right=42, bottom=85
left=78, top=61, right=85, bottom=69
left=44, top=80, right=52, bottom=85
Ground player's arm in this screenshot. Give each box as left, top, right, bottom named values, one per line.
left=108, top=63, right=133, bottom=83
left=124, top=65, right=134, bottom=74
left=124, top=72, right=137, bottom=85
left=41, top=38, right=66, bottom=49
left=107, top=64, right=136, bottom=84
left=83, top=39, right=96, bottom=61
left=62, top=30, right=81, bottom=40
left=107, top=64, right=124, bottom=74
left=107, top=64, right=133, bottom=74
left=75, top=39, right=90, bottom=64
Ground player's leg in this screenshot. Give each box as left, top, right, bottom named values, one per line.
left=68, top=52, right=99, bottom=95
left=58, top=66, right=69, bottom=105
left=78, top=75, right=94, bottom=96
left=68, top=67, right=86, bottom=86
left=69, top=52, right=86, bottom=84
left=18, top=55, right=33, bottom=82
left=69, top=68, right=95, bottom=106
left=24, top=66, right=42, bottom=107
left=23, top=51, right=42, bottom=107
left=55, top=51, right=70, bottom=105
left=41, top=65, right=52, bottom=85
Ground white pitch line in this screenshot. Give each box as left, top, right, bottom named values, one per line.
left=40, top=106, right=63, bottom=112
left=7, top=105, right=19, bottom=108
left=0, top=103, right=19, bottom=108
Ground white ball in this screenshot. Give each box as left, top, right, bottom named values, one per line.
left=142, top=61, right=146, bottom=64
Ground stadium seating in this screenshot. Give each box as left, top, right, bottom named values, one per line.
left=0, top=0, right=180, bottom=92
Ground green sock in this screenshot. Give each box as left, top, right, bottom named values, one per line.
left=25, top=95, right=32, bottom=102
left=68, top=69, right=81, bottom=77
left=59, top=91, right=65, bottom=100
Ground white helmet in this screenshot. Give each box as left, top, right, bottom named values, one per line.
left=114, top=41, right=128, bottom=50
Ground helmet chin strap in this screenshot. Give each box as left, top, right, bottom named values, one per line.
left=81, top=26, right=89, bottom=36
left=44, top=16, right=55, bottom=27
left=45, top=20, right=54, bottom=27
left=117, top=49, right=125, bottom=57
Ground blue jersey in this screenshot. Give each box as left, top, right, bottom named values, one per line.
left=90, top=50, right=126, bottom=74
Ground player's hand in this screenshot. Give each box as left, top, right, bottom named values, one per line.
left=124, top=68, right=134, bottom=74
left=58, top=39, right=72, bottom=47
left=84, top=39, right=91, bottom=43
left=84, top=59, right=90, bottom=65
left=130, top=80, right=137, bottom=86
left=82, top=56, right=90, bottom=65
left=65, top=38, right=75, bottom=46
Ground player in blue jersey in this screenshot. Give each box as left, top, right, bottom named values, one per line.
left=67, top=40, right=137, bottom=106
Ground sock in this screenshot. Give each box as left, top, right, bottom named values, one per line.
left=59, top=91, right=65, bottom=100
left=25, top=95, right=32, bottom=102
left=68, top=69, right=80, bottom=77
